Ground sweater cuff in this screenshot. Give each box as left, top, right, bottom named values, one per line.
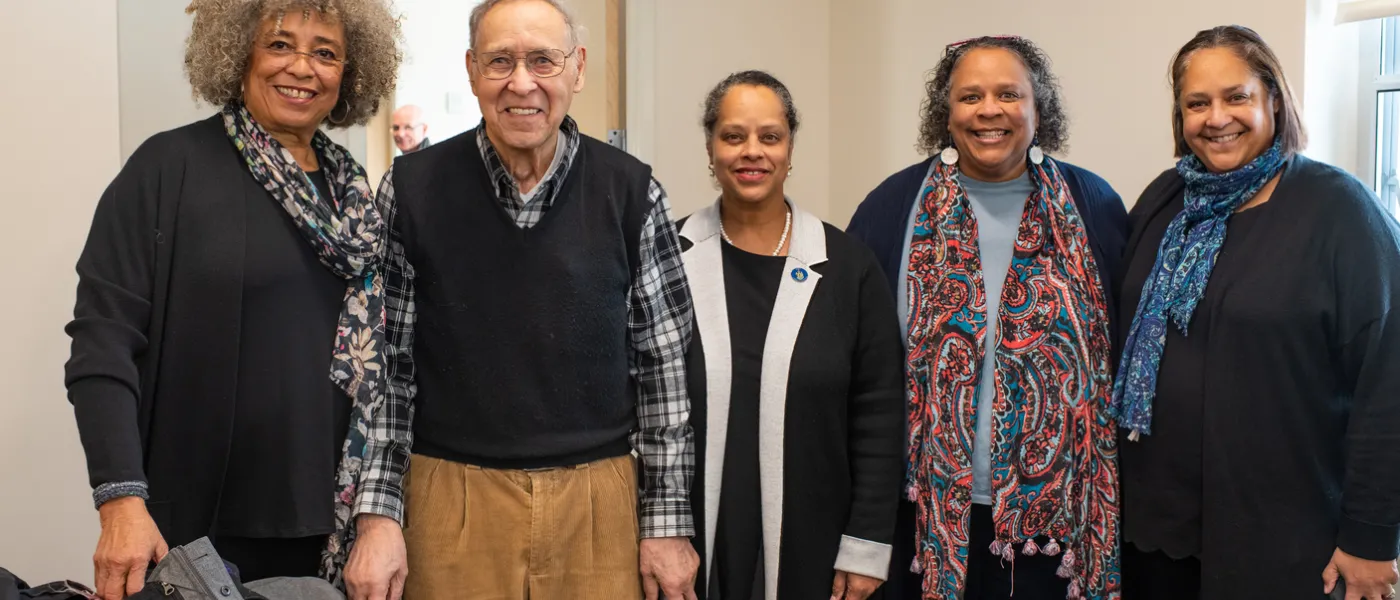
left=833, top=535, right=892, bottom=580
left=94, top=481, right=148, bottom=509
left=1338, top=514, right=1400, bottom=561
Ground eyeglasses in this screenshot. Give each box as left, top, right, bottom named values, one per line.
left=260, top=40, right=348, bottom=72
left=944, top=35, right=1024, bottom=57
left=473, top=48, right=577, bottom=80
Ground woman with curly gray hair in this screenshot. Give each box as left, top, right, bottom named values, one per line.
left=64, top=2, right=400, bottom=598
left=847, top=36, right=1128, bottom=600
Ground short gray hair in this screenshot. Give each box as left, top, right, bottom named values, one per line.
left=469, top=0, right=582, bottom=50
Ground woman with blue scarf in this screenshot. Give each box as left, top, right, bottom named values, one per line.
left=1115, top=25, right=1400, bottom=600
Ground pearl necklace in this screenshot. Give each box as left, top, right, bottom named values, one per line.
left=720, top=207, right=792, bottom=256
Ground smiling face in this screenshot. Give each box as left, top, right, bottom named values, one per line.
left=708, top=84, right=792, bottom=207
left=1177, top=47, right=1278, bottom=173
left=242, top=10, right=346, bottom=138
left=946, top=47, right=1038, bottom=182
left=467, top=0, right=585, bottom=156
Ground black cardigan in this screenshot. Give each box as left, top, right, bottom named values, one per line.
left=64, top=115, right=317, bottom=545
left=681, top=208, right=906, bottom=599
left=844, top=157, right=1129, bottom=598
left=1119, top=155, right=1400, bottom=597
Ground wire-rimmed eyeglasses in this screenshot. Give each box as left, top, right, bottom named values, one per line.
left=473, top=47, right=578, bottom=80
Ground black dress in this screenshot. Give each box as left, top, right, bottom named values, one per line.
left=710, top=242, right=784, bottom=599
left=211, top=169, right=352, bottom=580
left=1115, top=157, right=1400, bottom=599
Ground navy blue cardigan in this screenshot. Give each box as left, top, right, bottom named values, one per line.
left=847, top=156, right=1129, bottom=343
left=844, top=157, right=1128, bottom=596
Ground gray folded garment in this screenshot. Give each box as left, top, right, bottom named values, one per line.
left=243, top=578, right=344, bottom=600
left=147, top=537, right=345, bottom=600
left=147, top=537, right=245, bottom=600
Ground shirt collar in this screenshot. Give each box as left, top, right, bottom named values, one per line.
left=476, top=115, right=581, bottom=200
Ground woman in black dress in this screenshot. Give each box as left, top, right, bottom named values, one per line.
left=679, top=70, right=906, bottom=600
left=64, top=2, right=401, bottom=597
left=1115, top=25, right=1400, bottom=600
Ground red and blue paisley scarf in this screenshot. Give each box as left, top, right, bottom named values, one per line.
left=904, top=157, right=1120, bottom=599
left=221, top=102, right=385, bottom=584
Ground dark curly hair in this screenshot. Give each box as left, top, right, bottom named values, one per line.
left=701, top=70, right=801, bottom=145
left=917, top=36, right=1068, bottom=156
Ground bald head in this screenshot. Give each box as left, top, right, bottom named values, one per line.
left=391, top=105, right=429, bottom=152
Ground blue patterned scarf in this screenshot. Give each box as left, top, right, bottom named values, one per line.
left=1113, top=138, right=1286, bottom=438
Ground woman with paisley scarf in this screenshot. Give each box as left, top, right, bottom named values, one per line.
left=63, top=2, right=402, bottom=598
left=1115, top=25, right=1400, bottom=600
left=848, top=36, right=1128, bottom=600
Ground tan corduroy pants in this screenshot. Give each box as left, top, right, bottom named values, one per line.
left=402, top=453, right=643, bottom=600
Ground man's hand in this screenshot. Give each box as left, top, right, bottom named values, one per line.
left=1323, top=547, right=1399, bottom=600
left=830, top=570, right=883, bottom=600
left=639, top=536, right=698, bottom=600
left=93, top=496, right=168, bottom=600
left=345, top=514, right=409, bottom=600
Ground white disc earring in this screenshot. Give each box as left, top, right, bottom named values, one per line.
left=1028, top=136, right=1044, bottom=165
left=940, top=146, right=959, bottom=166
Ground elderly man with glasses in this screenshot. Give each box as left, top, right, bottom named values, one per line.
left=341, top=1, right=700, bottom=600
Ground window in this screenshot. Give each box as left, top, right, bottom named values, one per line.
left=1362, top=16, right=1400, bottom=217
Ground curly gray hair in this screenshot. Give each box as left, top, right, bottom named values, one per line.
left=917, top=36, right=1069, bottom=156
left=183, top=0, right=403, bottom=128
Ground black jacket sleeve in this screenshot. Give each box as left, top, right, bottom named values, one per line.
left=842, top=244, right=908, bottom=549
left=63, top=136, right=173, bottom=489
left=1330, top=174, right=1400, bottom=561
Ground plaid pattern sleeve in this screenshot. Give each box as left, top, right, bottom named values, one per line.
left=353, top=166, right=417, bottom=524
left=628, top=178, right=697, bottom=539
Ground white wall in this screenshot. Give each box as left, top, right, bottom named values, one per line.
left=828, top=0, right=1308, bottom=221
left=1305, top=0, right=1364, bottom=177
left=647, top=0, right=833, bottom=220
left=644, top=0, right=1331, bottom=225
left=118, top=0, right=207, bottom=162
left=0, top=0, right=118, bottom=584
left=395, top=0, right=484, bottom=145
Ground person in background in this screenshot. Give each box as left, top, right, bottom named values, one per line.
left=390, top=104, right=430, bottom=153
left=63, top=1, right=401, bottom=599
left=679, top=70, right=905, bottom=600
left=1114, top=25, right=1400, bottom=600
left=345, top=1, right=700, bottom=599
left=847, top=35, right=1128, bottom=600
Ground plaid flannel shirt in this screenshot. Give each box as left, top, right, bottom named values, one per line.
left=353, top=117, right=696, bottom=538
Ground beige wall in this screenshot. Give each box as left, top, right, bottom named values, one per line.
left=647, top=0, right=1319, bottom=226
left=571, top=0, right=612, bottom=139
left=829, top=0, right=1306, bottom=223
left=0, top=0, right=117, bottom=584
left=648, top=0, right=833, bottom=220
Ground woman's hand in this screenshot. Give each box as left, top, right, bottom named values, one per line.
left=1323, top=548, right=1399, bottom=600
left=93, top=497, right=168, bottom=600
left=830, top=570, right=883, bottom=600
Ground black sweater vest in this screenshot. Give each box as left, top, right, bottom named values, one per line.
left=393, top=130, right=653, bottom=469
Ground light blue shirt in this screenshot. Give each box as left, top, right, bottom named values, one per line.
left=898, top=169, right=1034, bottom=505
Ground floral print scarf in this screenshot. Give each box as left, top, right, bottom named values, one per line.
left=221, top=102, right=385, bottom=584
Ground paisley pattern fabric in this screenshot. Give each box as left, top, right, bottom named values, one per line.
left=904, top=157, right=1120, bottom=599
left=221, top=102, right=386, bottom=585
left=1113, top=138, right=1286, bottom=438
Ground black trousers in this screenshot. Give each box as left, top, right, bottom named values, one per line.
left=964, top=505, right=1070, bottom=600
left=885, top=504, right=1071, bottom=600
left=1121, top=544, right=1202, bottom=600
left=212, top=535, right=327, bottom=583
